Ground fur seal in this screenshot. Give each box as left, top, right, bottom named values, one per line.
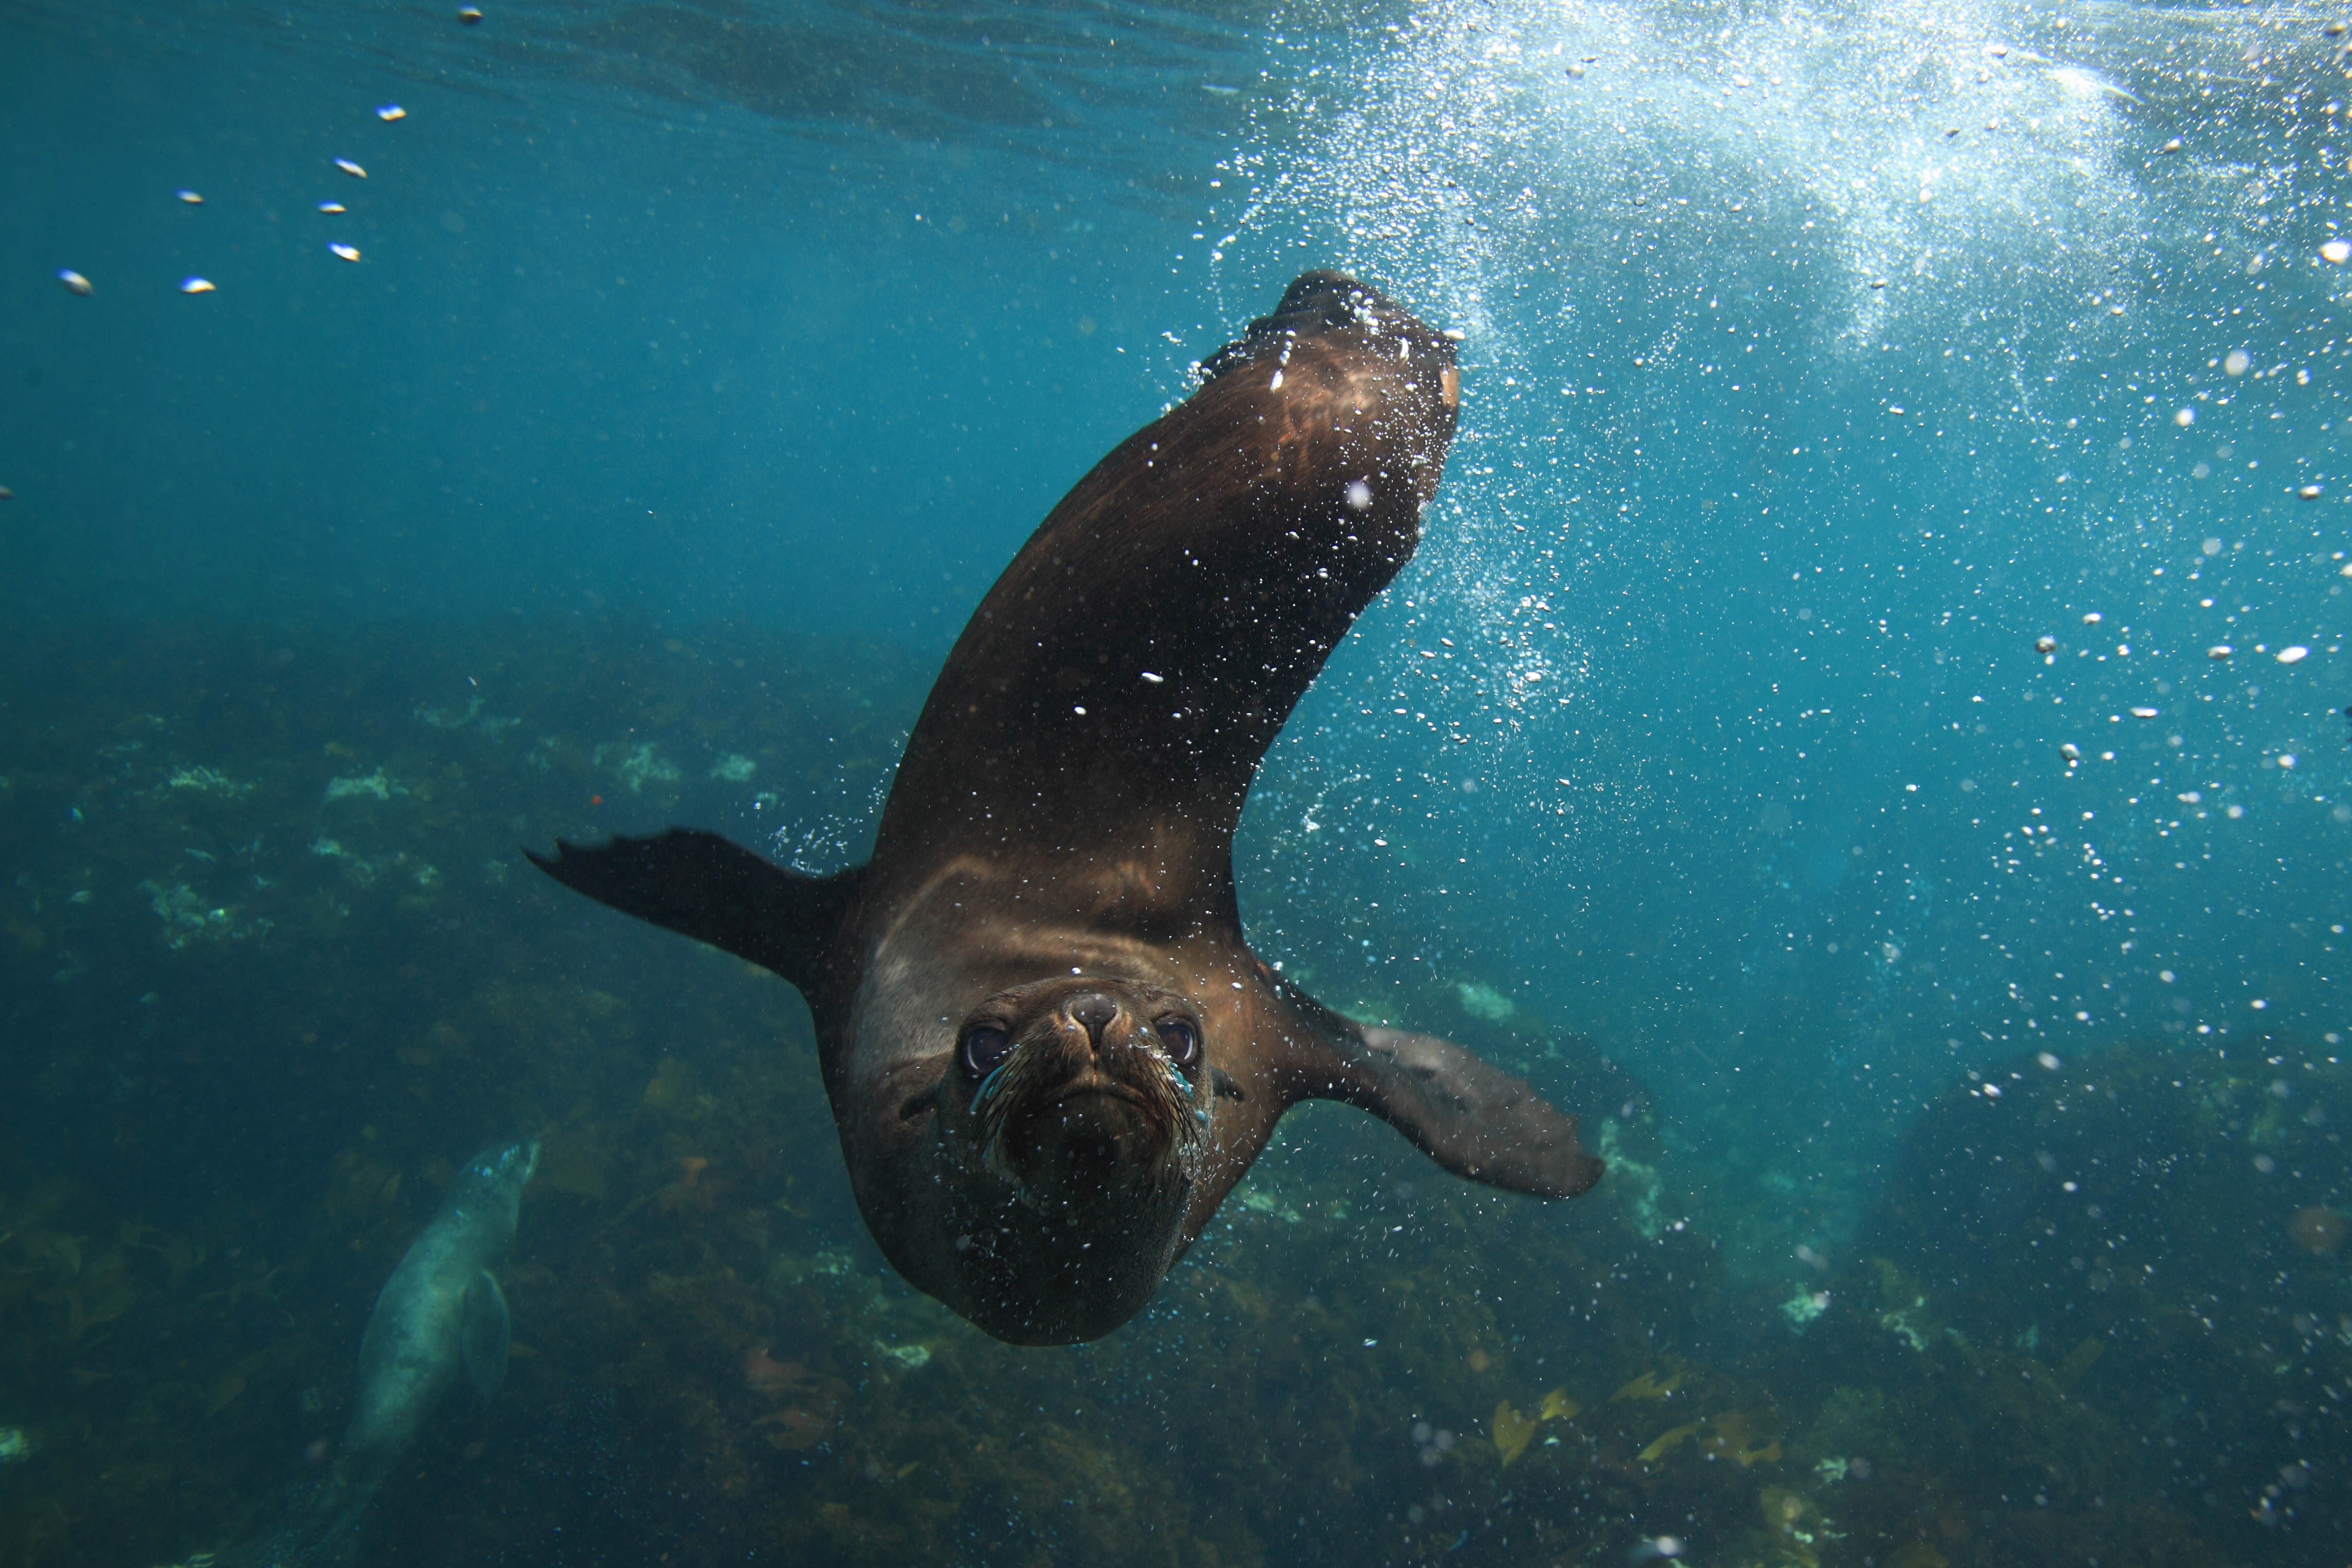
left=532, top=271, right=1603, bottom=1345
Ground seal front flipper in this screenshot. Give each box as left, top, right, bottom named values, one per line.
left=1271, top=988, right=1603, bottom=1200
left=460, top=1270, right=510, bottom=1404
left=527, top=828, right=857, bottom=998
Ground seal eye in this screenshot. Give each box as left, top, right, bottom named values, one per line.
left=961, top=1027, right=1013, bottom=1077
left=1154, top=1018, right=1200, bottom=1067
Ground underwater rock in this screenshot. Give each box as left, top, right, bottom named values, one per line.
left=322, top=769, right=403, bottom=803
left=592, top=741, right=682, bottom=794
left=142, top=879, right=269, bottom=948
left=1455, top=980, right=1516, bottom=1023
left=167, top=765, right=253, bottom=798
left=1780, top=1285, right=1831, bottom=1330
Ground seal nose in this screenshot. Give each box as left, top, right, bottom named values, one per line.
left=1069, top=992, right=1120, bottom=1048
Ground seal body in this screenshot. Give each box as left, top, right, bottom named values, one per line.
left=217, top=1140, right=537, bottom=1567
left=535, top=272, right=1601, bottom=1344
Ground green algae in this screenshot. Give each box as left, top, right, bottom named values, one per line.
left=0, top=618, right=2331, bottom=1566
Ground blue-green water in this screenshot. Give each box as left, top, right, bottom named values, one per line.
left=4, top=1, right=2351, bottom=1563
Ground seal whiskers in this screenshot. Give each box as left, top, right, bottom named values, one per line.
left=973, top=1000, right=1205, bottom=1196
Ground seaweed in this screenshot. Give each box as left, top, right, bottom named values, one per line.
left=0, top=619, right=2320, bottom=1566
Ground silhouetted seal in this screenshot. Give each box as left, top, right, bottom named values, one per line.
left=532, top=271, right=1603, bottom=1344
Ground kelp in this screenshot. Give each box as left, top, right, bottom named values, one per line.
left=0, top=620, right=2299, bottom=1567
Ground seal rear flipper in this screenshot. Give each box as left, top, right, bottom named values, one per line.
left=460, top=1269, right=511, bottom=1404
left=527, top=828, right=857, bottom=997
left=873, top=270, right=1460, bottom=888
left=1273, top=992, right=1602, bottom=1199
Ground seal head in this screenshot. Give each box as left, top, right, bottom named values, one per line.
left=910, top=977, right=1212, bottom=1338
left=532, top=270, right=1602, bottom=1345
left=953, top=977, right=1207, bottom=1199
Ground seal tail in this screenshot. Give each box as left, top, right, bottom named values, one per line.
left=527, top=828, right=858, bottom=998
left=210, top=1459, right=378, bottom=1568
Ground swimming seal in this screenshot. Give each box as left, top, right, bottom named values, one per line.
left=531, top=270, right=1603, bottom=1344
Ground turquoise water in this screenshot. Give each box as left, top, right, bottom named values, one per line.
left=4, top=1, right=2351, bottom=1563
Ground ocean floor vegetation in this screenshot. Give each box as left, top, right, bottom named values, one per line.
left=0, top=620, right=2340, bottom=1566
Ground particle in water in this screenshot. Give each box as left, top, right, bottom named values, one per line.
left=2208, top=643, right=2233, bottom=659
left=2034, top=634, right=2057, bottom=653
left=2174, top=408, right=2195, bottom=426
left=0, top=1427, right=31, bottom=1463
left=318, top=201, right=346, bottom=214
left=57, top=269, right=91, bottom=295
left=335, top=158, right=367, bottom=178
left=2130, top=706, right=2160, bottom=718
left=2060, top=742, right=2082, bottom=761
left=1868, top=277, right=1887, bottom=289
left=2226, top=349, right=2251, bottom=376
left=176, top=189, right=203, bottom=204
left=2082, top=611, right=2103, bottom=624
left=377, top=105, right=406, bottom=121
left=2299, top=484, right=2324, bottom=500
left=0, top=487, right=13, bottom=500
left=2325, top=240, right=2351, bottom=264
left=458, top=5, right=483, bottom=20
left=2277, top=645, right=2310, bottom=663
left=2159, top=137, right=2183, bottom=154
left=2330, top=20, right=2349, bottom=35
left=329, top=243, right=361, bottom=262
left=180, top=277, right=215, bottom=293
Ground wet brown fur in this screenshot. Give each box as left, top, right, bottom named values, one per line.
left=532, top=272, right=1602, bottom=1345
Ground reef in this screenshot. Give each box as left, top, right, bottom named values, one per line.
left=1836, top=1041, right=2352, bottom=1566
left=0, top=619, right=2330, bottom=1566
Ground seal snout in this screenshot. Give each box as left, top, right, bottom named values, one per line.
left=1068, top=991, right=1120, bottom=1049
